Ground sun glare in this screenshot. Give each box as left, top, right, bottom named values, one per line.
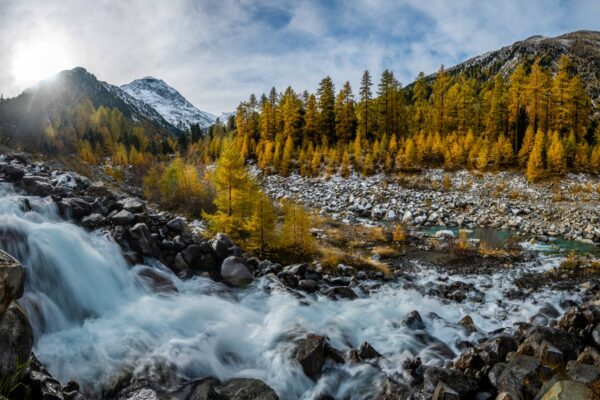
left=11, top=39, right=73, bottom=87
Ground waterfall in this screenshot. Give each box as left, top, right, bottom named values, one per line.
left=0, top=182, right=574, bottom=399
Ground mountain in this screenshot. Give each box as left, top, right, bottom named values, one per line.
left=418, top=30, right=600, bottom=106
left=121, top=77, right=216, bottom=129
left=0, top=67, right=179, bottom=148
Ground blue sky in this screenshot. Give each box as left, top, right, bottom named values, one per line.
left=0, top=0, right=598, bottom=114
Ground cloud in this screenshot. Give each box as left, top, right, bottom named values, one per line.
left=0, top=0, right=598, bottom=114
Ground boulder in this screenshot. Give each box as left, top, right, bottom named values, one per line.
left=326, top=286, right=358, bottom=300
left=212, top=233, right=235, bottom=262
left=402, top=310, right=425, bottom=330
left=86, top=182, right=112, bottom=197
left=294, top=334, right=327, bottom=380
left=22, top=176, right=53, bottom=196
left=497, top=355, right=553, bottom=399
left=129, top=223, right=157, bottom=256
left=60, top=198, right=92, bottom=219
left=0, top=251, right=24, bottom=314
left=476, top=336, right=517, bottom=364
left=432, top=382, right=459, bottom=400
left=166, top=217, right=186, bottom=233
left=81, top=213, right=106, bottom=229
left=0, top=163, right=25, bottom=180
left=540, top=380, right=593, bottom=400
left=423, top=368, right=478, bottom=397
left=121, top=198, right=145, bottom=213
left=0, top=303, right=33, bottom=378
left=298, top=279, right=319, bottom=293
left=567, top=363, right=600, bottom=385
left=217, top=378, right=279, bottom=400
left=358, top=342, right=382, bottom=360
left=220, top=257, right=254, bottom=288
left=112, top=210, right=135, bottom=225
left=180, top=243, right=218, bottom=274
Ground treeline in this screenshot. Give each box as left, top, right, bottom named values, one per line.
left=218, top=56, right=599, bottom=181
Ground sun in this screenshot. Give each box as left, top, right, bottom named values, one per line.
left=11, top=38, right=74, bottom=87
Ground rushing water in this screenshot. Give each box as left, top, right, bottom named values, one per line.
left=0, top=182, right=578, bottom=399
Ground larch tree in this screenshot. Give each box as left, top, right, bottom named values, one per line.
left=334, top=81, right=357, bottom=142
left=546, top=130, right=566, bottom=175
left=244, top=190, right=277, bottom=257
left=432, top=65, right=450, bottom=135
left=526, top=130, right=546, bottom=182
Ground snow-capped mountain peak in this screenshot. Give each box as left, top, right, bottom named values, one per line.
left=121, top=77, right=216, bottom=129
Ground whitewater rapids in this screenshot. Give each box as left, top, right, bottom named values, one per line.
left=0, top=182, right=575, bottom=399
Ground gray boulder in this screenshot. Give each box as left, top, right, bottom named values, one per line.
left=129, top=223, right=157, bottom=256
left=112, top=210, right=135, bottom=225
left=0, top=303, right=33, bottom=378
left=221, top=256, right=254, bottom=288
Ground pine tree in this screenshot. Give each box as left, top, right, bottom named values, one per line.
left=334, top=81, right=357, bottom=142
left=526, top=130, right=546, bottom=182
left=317, top=76, right=336, bottom=143
left=358, top=70, right=373, bottom=139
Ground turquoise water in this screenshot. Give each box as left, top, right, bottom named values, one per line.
left=419, top=226, right=600, bottom=256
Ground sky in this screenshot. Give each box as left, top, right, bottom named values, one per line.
left=0, top=0, right=598, bottom=115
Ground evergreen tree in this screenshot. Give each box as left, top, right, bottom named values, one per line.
left=317, top=76, right=336, bottom=143
left=244, top=190, right=277, bottom=257
left=432, top=66, right=450, bottom=135
left=304, top=94, right=319, bottom=143
left=358, top=70, right=373, bottom=139
left=334, top=81, right=357, bottom=142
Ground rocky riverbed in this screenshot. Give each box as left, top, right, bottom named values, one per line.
left=261, top=169, right=600, bottom=246
left=1, top=153, right=600, bottom=400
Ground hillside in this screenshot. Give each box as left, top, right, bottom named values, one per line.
left=421, top=30, right=600, bottom=109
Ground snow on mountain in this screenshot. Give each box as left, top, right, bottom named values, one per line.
left=121, top=77, right=216, bottom=130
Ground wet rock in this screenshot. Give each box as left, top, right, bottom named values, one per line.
left=21, top=355, right=66, bottom=400
left=522, top=326, right=582, bottom=362
left=86, top=182, right=112, bottom=197
left=539, top=340, right=564, bottom=367
left=166, top=217, right=185, bottom=233
left=294, top=334, right=327, bottom=380
left=358, top=342, right=382, bottom=360
left=276, top=271, right=298, bottom=288
left=0, top=250, right=24, bottom=314
left=217, top=378, right=279, bottom=400
left=377, top=377, right=412, bottom=400
left=326, top=286, right=358, bottom=300
left=592, top=324, right=600, bottom=347
left=497, top=355, right=553, bottom=399
left=0, top=163, right=25, bottom=180
left=221, top=256, right=254, bottom=288
left=60, top=197, right=92, bottom=219
left=81, top=213, right=106, bottom=229
left=0, top=303, right=33, bottom=378
left=433, top=382, right=459, bottom=400
left=458, top=315, right=478, bottom=334
left=112, top=210, right=135, bottom=225
left=129, top=223, right=157, bottom=256
left=488, top=362, right=507, bottom=388
left=298, top=279, right=319, bottom=293
left=402, top=310, right=425, bottom=330
left=423, top=367, right=477, bottom=397
left=137, top=267, right=178, bottom=293
left=539, top=380, right=593, bottom=399
left=476, top=336, right=517, bottom=364
left=22, top=175, right=53, bottom=196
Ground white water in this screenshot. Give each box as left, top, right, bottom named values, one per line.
left=0, top=182, right=577, bottom=399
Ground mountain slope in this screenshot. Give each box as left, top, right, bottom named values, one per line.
left=121, top=77, right=216, bottom=129
left=419, top=30, right=600, bottom=106
left=0, top=67, right=179, bottom=148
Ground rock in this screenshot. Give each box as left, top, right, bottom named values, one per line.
left=522, top=326, right=582, bottom=362
left=402, top=210, right=413, bottom=224
left=0, top=251, right=24, bottom=314
left=220, top=256, right=254, bottom=288
left=567, top=363, right=600, bottom=385
left=294, top=334, right=327, bottom=380
left=21, top=355, right=66, bottom=400
left=402, top=310, right=425, bottom=330
left=137, top=267, right=178, bottom=294
left=423, top=367, right=477, bottom=397
left=86, top=182, right=112, bottom=197
left=180, top=243, right=218, bottom=274
left=298, top=279, right=319, bottom=293
left=121, top=197, right=144, bottom=213
left=458, top=315, right=478, bottom=334
left=216, top=378, right=279, bottom=400
left=0, top=163, right=25, bottom=180
left=212, top=233, right=235, bottom=262
left=540, top=380, right=593, bottom=400
left=434, top=230, right=455, bottom=239
left=60, top=197, right=92, bottom=219
left=358, top=342, right=382, bottom=360
left=476, top=336, right=517, bottom=364
left=111, top=210, right=135, bottom=225
left=81, top=213, right=106, bottom=229
left=539, top=340, right=564, bottom=367
left=22, top=175, right=53, bottom=196
left=497, top=355, right=553, bottom=399
left=166, top=217, right=186, bottom=233
left=0, top=303, right=33, bottom=378
left=488, top=362, right=507, bottom=388
left=432, top=382, right=459, bottom=400
left=592, top=324, right=600, bottom=347
left=326, top=286, right=358, bottom=300
left=129, top=223, right=157, bottom=256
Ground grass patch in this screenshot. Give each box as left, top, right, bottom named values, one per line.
left=372, top=245, right=400, bottom=258
left=317, top=244, right=391, bottom=276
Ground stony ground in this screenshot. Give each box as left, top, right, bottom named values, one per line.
left=262, top=169, right=600, bottom=246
